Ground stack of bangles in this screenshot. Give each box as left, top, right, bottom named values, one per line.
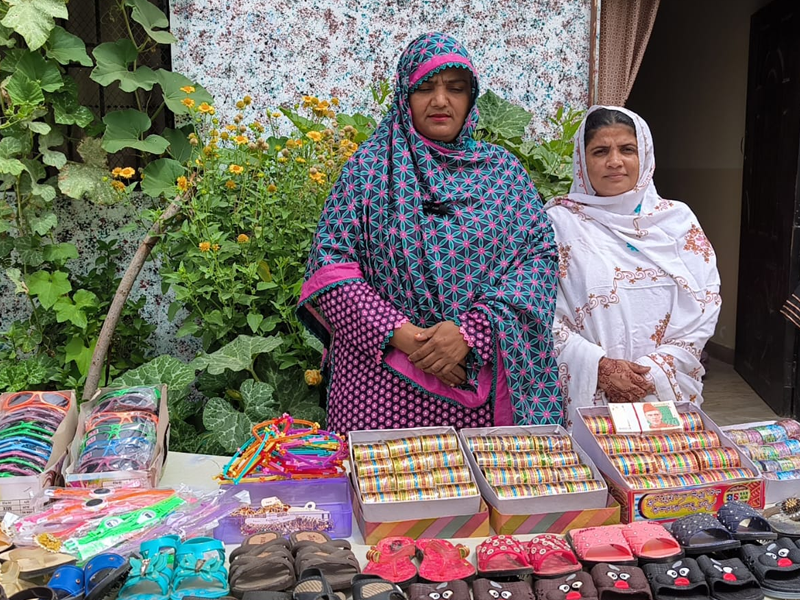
left=725, top=419, right=800, bottom=481
left=218, top=415, right=346, bottom=484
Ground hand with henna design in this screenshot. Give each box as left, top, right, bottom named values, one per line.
left=597, top=357, right=654, bottom=403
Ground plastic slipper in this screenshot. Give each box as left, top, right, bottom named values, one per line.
left=534, top=572, right=598, bottom=600
left=351, top=575, right=405, bottom=600
left=294, top=549, right=360, bottom=591
left=84, top=553, right=131, bottom=600
left=667, top=514, right=741, bottom=554
left=415, top=539, right=476, bottom=583
left=48, top=565, right=85, bottom=600
left=717, top=502, right=776, bottom=542
left=568, top=527, right=636, bottom=566
left=292, top=568, right=334, bottom=600
left=741, top=538, right=800, bottom=599
left=473, top=579, right=534, bottom=600
left=408, top=580, right=469, bottom=600
left=476, top=536, right=532, bottom=579
left=118, top=536, right=179, bottom=600
left=363, top=537, right=417, bottom=588
left=527, top=535, right=581, bottom=578
left=589, top=564, right=652, bottom=600
left=619, top=522, right=683, bottom=563
left=643, top=558, right=708, bottom=600
left=696, top=556, right=763, bottom=600
left=228, top=548, right=296, bottom=596
left=170, top=538, right=228, bottom=600
left=9, top=588, right=56, bottom=600
left=0, top=549, right=76, bottom=578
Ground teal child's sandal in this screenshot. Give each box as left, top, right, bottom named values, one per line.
left=169, top=538, right=229, bottom=600
left=118, top=536, right=180, bottom=600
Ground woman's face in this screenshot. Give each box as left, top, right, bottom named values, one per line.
left=585, top=123, right=639, bottom=197
left=409, top=67, right=472, bottom=143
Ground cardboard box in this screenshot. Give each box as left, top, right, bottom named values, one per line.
left=720, top=420, right=798, bottom=505
left=348, top=426, right=482, bottom=522
left=63, top=385, right=169, bottom=488
left=573, top=403, right=765, bottom=522
left=459, top=425, right=609, bottom=515
left=0, top=390, right=78, bottom=516
left=351, top=474, right=490, bottom=544
left=489, top=495, right=621, bottom=535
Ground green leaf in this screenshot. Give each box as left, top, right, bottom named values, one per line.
left=140, top=157, right=184, bottom=198
left=336, top=113, right=377, bottom=142
left=176, top=320, right=199, bottom=338
left=163, top=126, right=195, bottom=163
left=64, top=336, right=96, bottom=377
left=51, top=91, right=94, bottom=128
left=239, top=379, right=280, bottom=422
left=1, top=0, right=68, bottom=51
left=125, top=0, right=177, bottom=44
left=246, top=313, right=263, bottom=334
left=5, top=267, right=27, bottom=294
left=476, top=90, right=532, bottom=140
left=280, top=107, right=324, bottom=135
left=0, top=138, right=25, bottom=174
left=301, top=328, right=324, bottom=354
left=202, top=396, right=252, bottom=453
left=155, top=70, right=213, bottom=116
left=29, top=212, right=57, bottom=235
left=16, top=51, right=63, bottom=92
left=0, top=158, right=25, bottom=176
left=91, top=39, right=158, bottom=93
left=55, top=289, right=98, bottom=328
left=15, top=236, right=44, bottom=267
left=39, top=129, right=66, bottom=169
left=76, top=136, right=107, bottom=168
left=27, top=269, right=71, bottom=308
left=46, top=26, right=92, bottom=66
left=43, top=242, right=78, bottom=265
left=0, top=22, right=17, bottom=48
left=6, top=72, right=44, bottom=107
left=58, top=138, right=118, bottom=205
left=191, top=335, right=283, bottom=375
left=27, top=121, right=50, bottom=134
left=102, top=109, right=169, bottom=154
left=114, top=354, right=198, bottom=419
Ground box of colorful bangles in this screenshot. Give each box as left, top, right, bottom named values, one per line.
left=572, top=402, right=765, bottom=523
left=459, top=425, right=620, bottom=534
left=62, top=385, right=169, bottom=489
left=0, top=390, right=78, bottom=516
left=721, top=419, right=800, bottom=504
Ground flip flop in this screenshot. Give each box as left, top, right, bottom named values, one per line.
left=229, top=548, right=296, bottom=596
left=363, top=537, right=417, bottom=588
left=527, top=535, right=581, bottom=578
left=717, top=502, right=777, bottom=541
left=741, top=539, right=800, bottom=599
left=48, top=565, right=84, bottom=600
left=589, top=564, right=652, bottom=600
left=696, top=556, right=763, bottom=600
left=667, top=514, right=741, bottom=554
left=351, top=575, right=405, bottom=600
left=408, top=581, right=469, bottom=600
left=473, top=579, right=534, bottom=600
left=619, top=523, right=683, bottom=563
left=0, top=549, right=76, bottom=578
left=534, top=572, right=598, bottom=600
left=415, top=539, right=475, bottom=583
left=476, top=536, right=532, bottom=579
left=568, top=527, right=636, bottom=566
left=643, top=558, right=708, bottom=600
left=84, top=553, right=131, bottom=600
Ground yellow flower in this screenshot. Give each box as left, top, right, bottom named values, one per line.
left=118, top=167, right=136, bottom=179
left=180, top=85, right=195, bottom=94
left=331, top=97, right=340, bottom=106
left=237, top=233, right=250, bottom=243
left=274, top=145, right=282, bottom=152
left=271, top=111, right=282, bottom=118
left=295, top=157, right=306, bottom=164
left=234, top=135, right=248, bottom=145
left=212, top=243, right=220, bottom=251
left=208, top=107, right=216, bottom=115
left=198, top=102, right=213, bottom=113
left=229, top=164, right=244, bottom=175
left=199, top=241, right=211, bottom=252
left=111, top=180, right=126, bottom=192
left=111, top=167, right=123, bottom=178
left=225, top=180, right=237, bottom=190
left=306, top=131, right=323, bottom=143
left=304, top=369, right=323, bottom=386
left=181, top=98, right=195, bottom=109
left=267, top=184, right=277, bottom=193
left=236, top=100, right=246, bottom=110
left=243, top=95, right=252, bottom=105
left=176, top=176, right=189, bottom=192
left=309, top=171, right=326, bottom=184
left=277, top=157, right=288, bottom=163
left=220, top=132, right=229, bottom=140
left=225, top=124, right=238, bottom=132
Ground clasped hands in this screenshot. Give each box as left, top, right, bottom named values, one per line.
left=597, top=357, right=655, bottom=403
left=390, top=321, right=470, bottom=387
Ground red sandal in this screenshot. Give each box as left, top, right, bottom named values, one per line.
left=527, top=534, right=581, bottom=578
left=416, top=539, right=476, bottom=583
left=476, top=535, right=532, bottom=579
left=362, top=536, right=418, bottom=588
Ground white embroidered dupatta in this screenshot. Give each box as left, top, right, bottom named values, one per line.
left=545, top=106, right=721, bottom=428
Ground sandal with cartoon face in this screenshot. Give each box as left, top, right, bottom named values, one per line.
left=696, top=556, right=763, bottom=600
left=534, top=572, right=597, bottom=600
left=741, top=538, right=800, bottom=599
left=643, top=558, right=708, bottom=600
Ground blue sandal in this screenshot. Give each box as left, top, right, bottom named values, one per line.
left=48, top=565, right=85, bottom=600
left=170, top=538, right=228, bottom=600
left=84, top=553, right=130, bottom=600
left=118, top=536, right=180, bottom=600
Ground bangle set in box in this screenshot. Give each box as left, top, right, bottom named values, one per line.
left=723, top=420, right=800, bottom=480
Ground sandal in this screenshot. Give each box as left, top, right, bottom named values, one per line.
left=764, top=498, right=800, bottom=539
left=668, top=515, right=741, bottom=555
left=568, top=527, right=636, bottom=566
left=118, top=537, right=179, bottom=600
left=294, top=550, right=360, bottom=592
left=527, top=535, right=581, bottom=578
left=473, top=579, right=533, bottom=600
left=9, top=589, right=55, bottom=600
left=415, top=539, right=475, bottom=583
left=169, top=538, right=228, bottom=600
left=289, top=533, right=350, bottom=554
left=231, top=533, right=292, bottom=562
left=643, top=559, right=708, bottom=600
left=362, top=537, right=417, bottom=588
left=741, top=538, right=800, bottom=599
left=0, top=562, right=33, bottom=597
left=695, top=556, right=763, bottom=600
left=229, top=548, right=295, bottom=596
left=83, top=553, right=130, bottom=600
left=717, top=501, right=776, bottom=541
left=351, top=575, right=405, bottom=600
left=292, top=568, right=335, bottom=600
left=476, top=536, right=532, bottom=579
left=589, top=564, right=652, bottom=600
left=618, top=523, right=683, bottom=563
left=48, top=565, right=84, bottom=600
left=534, top=572, right=597, bottom=600
left=0, top=549, right=76, bottom=578
left=408, top=581, right=469, bottom=600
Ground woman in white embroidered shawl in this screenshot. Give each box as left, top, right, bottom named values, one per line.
left=545, top=106, right=721, bottom=427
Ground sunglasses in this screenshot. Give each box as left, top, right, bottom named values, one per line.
left=79, top=441, right=154, bottom=464
left=0, top=438, right=53, bottom=459
left=83, top=422, right=157, bottom=447
left=1, top=391, right=70, bottom=413
left=92, top=387, right=160, bottom=416
left=76, top=456, right=146, bottom=474
left=0, top=425, right=55, bottom=444
left=0, top=456, right=45, bottom=473
left=0, top=464, right=40, bottom=477
left=85, top=411, right=158, bottom=431
left=0, top=450, right=48, bottom=467
left=0, top=410, right=62, bottom=431
left=82, top=435, right=154, bottom=455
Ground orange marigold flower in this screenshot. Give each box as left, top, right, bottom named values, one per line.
left=234, top=135, right=248, bottom=145
left=237, top=233, right=250, bottom=243
left=181, top=98, right=195, bottom=109
left=111, top=180, right=126, bottom=192
left=180, top=85, right=195, bottom=94
left=199, top=241, right=211, bottom=252
left=198, top=102, right=213, bottom=113
left=305, top=369, right=323, bottom=386
left=118, top=167, right=136, bottom=179
left=111, top=167, right=123, bottom=178
left=306, top=131, right=323, bottom=142
left=176, top=176, right=189, bottom=192
left=229, top=164, right=244, bottom=175
left=225, top=180, right=237, bottom=190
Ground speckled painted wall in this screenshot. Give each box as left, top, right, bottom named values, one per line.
left=170, top=0, right=592, bottom=136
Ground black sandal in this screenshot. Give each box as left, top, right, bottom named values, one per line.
left=351, top=575, right=405, bottom=600
left=717, top=501, right=777, bottom=541
left=667, top=514, right=741, bottom=554
left=293, top=568, right=336, bottom=600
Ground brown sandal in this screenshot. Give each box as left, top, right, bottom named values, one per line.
left=229, top=549, right=296, bottom=597
left=295, top=551, right=360, bottom=591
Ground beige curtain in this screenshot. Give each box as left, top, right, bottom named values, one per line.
left=598, top=0, right=660, bottom=106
